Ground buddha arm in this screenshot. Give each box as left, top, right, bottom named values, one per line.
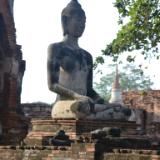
left=86, top=53, right=105, bottom=104
left=48, top=83, right=82, bottom=100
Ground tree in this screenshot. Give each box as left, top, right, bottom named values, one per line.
left=96, top=0, right=160, bottom=63
left=94, top=64, right=153, bottom=100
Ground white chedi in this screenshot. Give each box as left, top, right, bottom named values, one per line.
left=109, top=65, right=123, bottom=105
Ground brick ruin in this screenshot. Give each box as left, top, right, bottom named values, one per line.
left=21, top=90, right=160, bottom=138
left=123, top=90, right=160, bottom=137
left=1, top=0, right=160, bottom=159
left=0, top=0, right=28, bottom=144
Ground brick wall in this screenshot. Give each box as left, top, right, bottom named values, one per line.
left=0, top=0, right=16, bottom=53
left=0, top=0, right=27, bottom=145
left=0, top=144, right=95, bottom=160
left=3, top=73, right=17, bottom=109
left=123, top=90, right=160, bottom=135
left=0, top=145, right=160, bottom=160
left=21, top=103, right=52, bottom=118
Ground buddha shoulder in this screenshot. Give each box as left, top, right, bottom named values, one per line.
left=81, top=49, right=93, bottom=64
left=48, top=42, right=64, bottom=54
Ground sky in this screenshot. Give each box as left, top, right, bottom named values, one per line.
left=14, top=0, right=160, bottom=103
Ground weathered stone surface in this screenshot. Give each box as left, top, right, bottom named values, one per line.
left=0, top=144, right=95, bottom=160
left=1, top=2, right=160, bottom=160
left=24, top=118, right=138, bottom=145
left=104, top=153, right=155, bottom=160
left=0, top=145, right=160, bottom=160
left=51, top=100, right=78, bottom=119
left=123, top=90, right=160, bottom=136
left=21, top=103, right=51, bottom=118
left=47, top=0, right=131, bottom=121
left=0, top=0, right=26, bottom=145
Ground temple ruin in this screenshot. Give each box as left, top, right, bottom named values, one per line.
left=0, top=0, right=160, bottom=159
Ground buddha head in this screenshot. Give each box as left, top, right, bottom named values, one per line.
left=61, top=0, right=86, bottom=38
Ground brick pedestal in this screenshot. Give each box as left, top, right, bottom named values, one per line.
left=25, top=118, right=138, bottom=145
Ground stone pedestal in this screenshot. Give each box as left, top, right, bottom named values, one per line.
left=25, top=118, right=138, bottom=145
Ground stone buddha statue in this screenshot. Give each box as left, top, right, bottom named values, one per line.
left=47, top=0, right=131, bottom=120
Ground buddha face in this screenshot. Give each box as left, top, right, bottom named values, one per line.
left=65, top=13, right=86, bottom=38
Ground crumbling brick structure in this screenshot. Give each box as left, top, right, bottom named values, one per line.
left=123, top=90, right=160, bottom=136
left=1, top=1, right=160, bottom=159
left=0, top=0, right=27, bottom=144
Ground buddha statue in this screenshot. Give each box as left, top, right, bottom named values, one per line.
left=47, top=0, right=131, bottom=120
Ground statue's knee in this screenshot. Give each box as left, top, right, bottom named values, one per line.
left=71, top=100, right=90, bottom=115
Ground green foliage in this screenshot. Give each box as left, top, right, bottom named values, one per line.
left=94, top=64, right=153, bottom=100
left=101, top=0, right=160, bottom=62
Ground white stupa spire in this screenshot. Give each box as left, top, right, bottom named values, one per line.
left=109, top=64, right=123, bottom=104
left=112, top=64, right=120, bottom=89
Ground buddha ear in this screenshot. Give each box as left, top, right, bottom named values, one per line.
left=61, top=16, right=68, bottom=36
left=62, top=15, right=68, bottom=26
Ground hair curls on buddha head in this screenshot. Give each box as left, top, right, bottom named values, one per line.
left=61, top=0, right=86, bottom=36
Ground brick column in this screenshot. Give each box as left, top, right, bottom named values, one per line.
left=3, top=73, right=17, bottom=110
left=0, top=73, right=29, bottom=144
